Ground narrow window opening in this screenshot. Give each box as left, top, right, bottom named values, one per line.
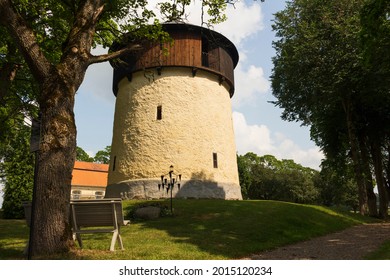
left=213, top=153, right=218, bottom=168
left=157, top=105, right=162, bottom=120
left=112, top=156, right=116, bottom=171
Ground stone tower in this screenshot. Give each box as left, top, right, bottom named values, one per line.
left=105, top=23, right=242, bottom=200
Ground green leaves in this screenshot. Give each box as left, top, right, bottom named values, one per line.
left=76, top=146, right=111, bottom=163
left=93, top=145, right=111, bottom=164
left=76, top=146, right=94, bottom=162
left=203, top=0, right=228, bottom=24
left=237, top=153, right=319, bottom=204
left=1, top=125, right=34, bottom=219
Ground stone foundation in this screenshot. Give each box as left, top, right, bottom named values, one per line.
left=104, top=179, right=242, bottom=200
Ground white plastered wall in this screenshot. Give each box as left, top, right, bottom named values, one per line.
left=107, top=67, right=242, bottom=199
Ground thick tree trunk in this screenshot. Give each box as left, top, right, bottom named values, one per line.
left=29, top=75, right=78, bottom=257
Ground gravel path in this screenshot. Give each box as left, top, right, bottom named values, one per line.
left=244, top=223, right=390, bottom=260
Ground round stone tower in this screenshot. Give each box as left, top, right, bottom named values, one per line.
left=105, top=23, right=242, bottom=200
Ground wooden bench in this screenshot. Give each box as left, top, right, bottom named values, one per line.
left=70, top=199, right=130, bottom=251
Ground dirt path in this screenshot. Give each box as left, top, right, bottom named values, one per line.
left=244, top=223, right=390, bottom=260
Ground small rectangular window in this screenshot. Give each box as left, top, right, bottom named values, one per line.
left=157, top=105, right=162, bottom=120
left=213, top=153, right=218, bottom=168
left=112, top=156, right=116, bottom=171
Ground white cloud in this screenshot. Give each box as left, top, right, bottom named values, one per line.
left=232, top=63, right=270, bottom=108
left=233, top=110, right=274, bottom=153
left=212, top=1, right=264, bottom=47
left=147, top=0, right=264, bottom=47
left=233, top=111, right=324, bottom=169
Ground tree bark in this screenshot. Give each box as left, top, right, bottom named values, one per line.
left=31, top=81, right=77, bottom=256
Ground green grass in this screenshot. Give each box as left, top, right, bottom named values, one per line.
left=0, top=218, right=29, bottom=259
left=0, top=199, right=378, bottom=260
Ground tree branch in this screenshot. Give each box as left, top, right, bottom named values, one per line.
left=0, top=0, right=52, bottom=83
left=88, top=44, right=143, bottom=65
left=61, top=0, right=106, bottom=63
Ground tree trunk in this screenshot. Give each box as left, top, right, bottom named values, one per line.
left=358, top=131, right=378, bottom=217
left=343, top=100, right=368, bottom=215
left=29, top=76, right=77, bottom=257
left=370, top=138, right=389, bottom=219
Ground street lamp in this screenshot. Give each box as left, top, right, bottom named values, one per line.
left=158, top=165, right=181, bottom=213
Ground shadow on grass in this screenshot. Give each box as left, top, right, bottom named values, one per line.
left=122, top=199, right=367, bottom=259
left=0, top=245, right=26, bottom=260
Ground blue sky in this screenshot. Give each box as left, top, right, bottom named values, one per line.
left=75, top=0, right=324, bottom=170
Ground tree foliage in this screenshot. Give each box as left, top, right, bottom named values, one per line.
left=76, top=146, right=93, bottom=162
left=313, top=159, right=359, bottom=212
left=237, top=152, right=360, bottom=210
left=76, top=146, right=111, bottom=163
left=271, top=0, right=389, bottom=218
left=0, top=29, right=38, bottom=218
left=93, top=145, right=111, bottom=164
left=237, top=153, right=319, bottom=204
left=0, top=124, right=34, bottom=219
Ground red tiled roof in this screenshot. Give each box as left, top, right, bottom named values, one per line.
left=71, top=161, right=109, bottom=187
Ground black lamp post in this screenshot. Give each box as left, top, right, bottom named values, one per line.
left=158, top=165, right=181, bottom=213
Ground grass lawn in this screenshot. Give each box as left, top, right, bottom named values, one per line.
left=0, top=199, right=379, bottom=260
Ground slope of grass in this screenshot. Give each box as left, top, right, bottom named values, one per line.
left=0, top=199, right=376, bottom=260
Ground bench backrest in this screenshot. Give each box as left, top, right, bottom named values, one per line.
left=70, top=199, right=126, bottom=228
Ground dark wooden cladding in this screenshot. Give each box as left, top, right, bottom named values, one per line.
left=134, top=30, right=202, bottom=69
left=111, top=23, right=239, bottom=97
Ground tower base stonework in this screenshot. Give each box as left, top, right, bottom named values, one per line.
left=105, top=179, right=242, bottom=200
